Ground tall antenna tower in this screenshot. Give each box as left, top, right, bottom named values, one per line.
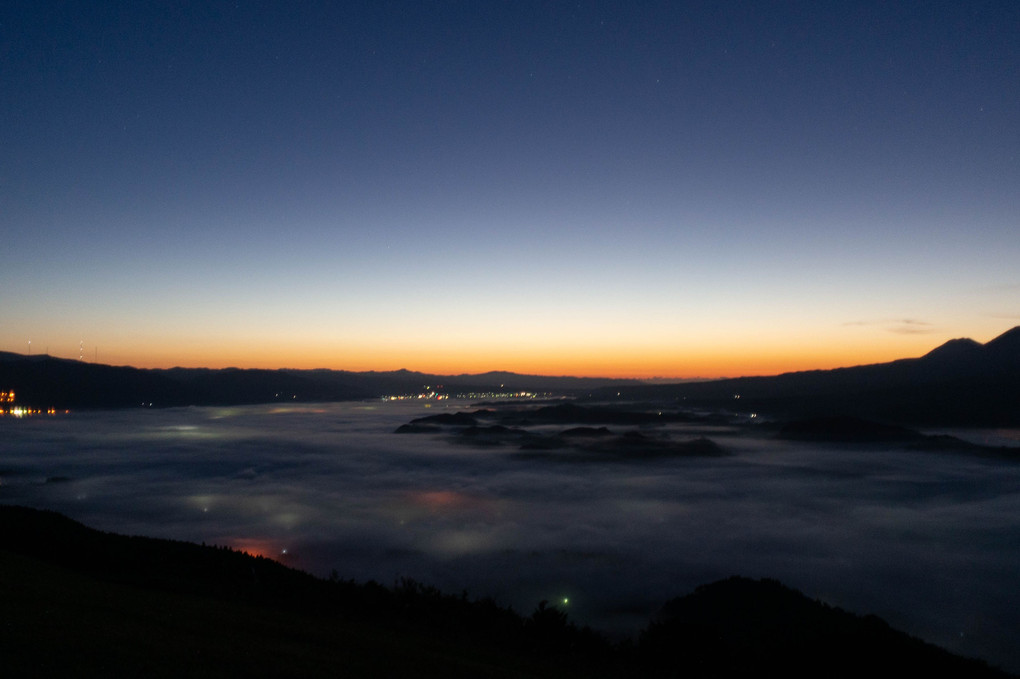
left=79, top=339, right=84, bottom=361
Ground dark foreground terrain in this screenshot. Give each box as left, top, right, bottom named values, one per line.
left=0, top=506, right=1011, bottom=678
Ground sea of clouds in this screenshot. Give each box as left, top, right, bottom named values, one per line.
left=1, top=401, right=1018, bottom=672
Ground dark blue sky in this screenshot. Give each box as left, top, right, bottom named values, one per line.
left=3, top=1, right=1018, bottom=375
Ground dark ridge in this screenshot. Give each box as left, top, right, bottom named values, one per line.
left=0, top=505, right=616, bottom=678
left=984, top=325, right=1020, bottom=356
left=500, top=403, right=672, bottom=426
left=583, top=434, right=726, bottom=459
left=0, top=507, right=1010, bottom=678
left=0, top=353, right=639, bottom=410
left=640, top=576, right=1010, bottom=677
left=775, top=417, right=1020, bottom=457
left=6, top=327, right=1018, bottom=424
left=394, top=423, right=442, bottom=434
left=559, top=426, right=615, bottom=438
left=0, top=504, right=323, bottom=603
left=515, top=432, right=726, bottom=461
left=408, top=411, right=481, bottom=426
left=587, top=326, right=1020, bottom=427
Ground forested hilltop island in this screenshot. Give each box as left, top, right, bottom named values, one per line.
left=2, top=326, right=1019, bottom=426
left=0, top=506, right=1012, bottom=678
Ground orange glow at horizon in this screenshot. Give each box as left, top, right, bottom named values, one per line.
left=93, top=331, right=940, bottom=380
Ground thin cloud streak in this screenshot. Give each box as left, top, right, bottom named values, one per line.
left=842, top=319, right=938, bottom=335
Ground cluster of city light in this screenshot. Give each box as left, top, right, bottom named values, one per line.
left=0, top=390, right=65, bottom=417
left=453, top=391, right=549, bottom=400
left=383, top=390, right=551, bottom=402
left=385, top=392, right=451, bottom=401
left=0, top=407, right=62, bottom=418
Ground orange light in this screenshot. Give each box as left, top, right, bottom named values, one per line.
left=227, top=539, right=287, bottom=561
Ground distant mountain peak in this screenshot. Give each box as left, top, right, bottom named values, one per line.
left=921, top=337, right=982, bottom=361
left=919, top=326, right=1020, bottom=362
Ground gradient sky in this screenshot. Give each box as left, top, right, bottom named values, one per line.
left=2, top=1, right=1018, bottom=377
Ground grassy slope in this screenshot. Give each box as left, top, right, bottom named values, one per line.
left=0, top=506, right=622, bottom=678
left=1, top=506, right=1012, bottom=678
left=1, top=547, right=602, bottom=678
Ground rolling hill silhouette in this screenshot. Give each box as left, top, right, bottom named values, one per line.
left=0, top=354, right=639, bottom=410
left=2, top=327, right=1017, bottom=424
left=0, top=506, right=1010, bottom=678
left=588, top=326, right=1020, bottom=426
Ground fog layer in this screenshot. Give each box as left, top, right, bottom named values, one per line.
left=1, top=402, right=1017, bottom=672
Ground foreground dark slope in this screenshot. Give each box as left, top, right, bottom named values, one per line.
left=590, top=327, right=1020, bottom=426
left=0, top=506, right=1010, bottom=678
left=0, top=506, right=613, bottom=679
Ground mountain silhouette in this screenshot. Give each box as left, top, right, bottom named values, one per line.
left=639, top=576, right=1011, bottom=678
left=3, top=327, right=1017, bottom=424
left=588, top=327, right=1020, bottom=426
left=921, top=337, right=982, bottom=363
left=0, top=352, right=638, bottom=410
